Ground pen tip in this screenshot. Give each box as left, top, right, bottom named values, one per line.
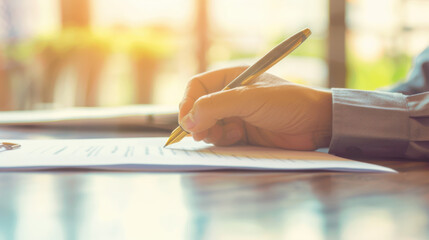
left=163, top=138, right=174, bottom=148
left=302, top=28, right=312, bottom=38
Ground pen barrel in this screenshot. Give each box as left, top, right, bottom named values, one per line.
left=224, top=29, right=311, bottom=90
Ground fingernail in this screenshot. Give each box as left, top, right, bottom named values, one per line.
left=181, top=114, right=196, bottom=131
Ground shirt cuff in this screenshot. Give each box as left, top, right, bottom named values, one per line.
left=329, top=88, right=409, bottom=158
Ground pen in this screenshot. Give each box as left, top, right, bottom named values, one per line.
left=0, top=142, right=21, bottom=151
left=164, top=28, right=312, bottom=147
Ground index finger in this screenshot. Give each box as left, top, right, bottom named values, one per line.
left=179, top=66, right=248, bottom=119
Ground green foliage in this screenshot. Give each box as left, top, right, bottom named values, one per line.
left=116, top=27, right=176, bottom=60
left=34, top=28, right=112, bottom=54
left=347, top=50, right=412, bottom=90
left=4, top=28, right=113, bottom=63
left=5, top=26, right=413, bottom=90
left=3, top=41, right=35, bottom=62
left=4, top=26, right=176, bottom=63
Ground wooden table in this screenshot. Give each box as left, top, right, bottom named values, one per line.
left=0, top=126, right=428, bottom=240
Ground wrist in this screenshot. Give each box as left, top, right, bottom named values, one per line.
left=313, top=90, right=332, bottom=148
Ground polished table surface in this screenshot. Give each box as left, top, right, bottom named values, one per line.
left=0, top=126, right=428, bottom=240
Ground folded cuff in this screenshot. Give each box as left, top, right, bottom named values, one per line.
left=329, top=88, right=409, bottom=158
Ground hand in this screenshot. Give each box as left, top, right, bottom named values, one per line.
left=179, top=66, right=332, bottom=150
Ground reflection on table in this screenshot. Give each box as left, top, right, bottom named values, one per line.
left=0, top=126, right=428, bottom=240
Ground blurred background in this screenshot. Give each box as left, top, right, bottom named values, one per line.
left=0, top=0, right=428, bottom=110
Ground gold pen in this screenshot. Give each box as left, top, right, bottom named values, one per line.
left=0, top=142, right=21, bottom=151
left=164, top=28, right=312, bottom=147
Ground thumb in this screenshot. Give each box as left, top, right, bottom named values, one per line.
left=180, top=87, right=263, bottom=133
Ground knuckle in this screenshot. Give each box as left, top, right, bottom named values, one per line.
left=194, top=94, right=217, bottom=117
left=187, top=75, right=201, bottom=89
left=179, top=96, right=193, bottom=108
left=184, top=75, right=209, bottom=96
left=194, top=94, right=213, bottom=110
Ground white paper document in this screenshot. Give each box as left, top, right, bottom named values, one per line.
left=0, top=137, right=396, bottom=172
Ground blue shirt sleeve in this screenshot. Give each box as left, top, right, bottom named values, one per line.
left=390, top=47, right=429, bottom=94
left=329, top=47, right=429, bottom=159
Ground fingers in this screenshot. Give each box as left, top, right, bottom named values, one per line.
left=180, top=86, right=265, bottom=133
left=212, top=119, right=244, bottom=146
left=179, top=97, right=194, bottom=120
left=192, top=118, right=245, bottom=146
left=193, top=130, right=208, bottom=141
left=179, top=67, right=248, bottom=120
